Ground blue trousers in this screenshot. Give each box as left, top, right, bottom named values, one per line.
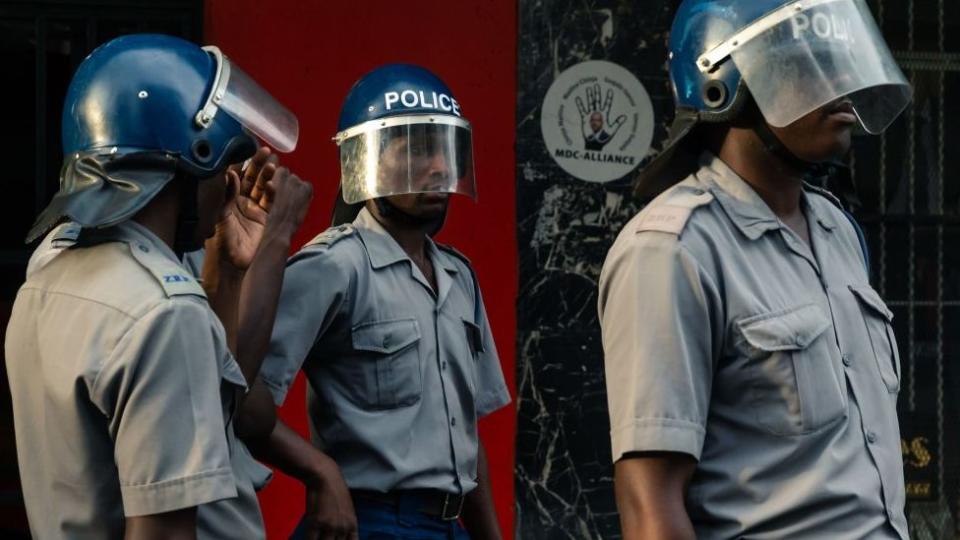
left=290, top=496, right=471, bottom=540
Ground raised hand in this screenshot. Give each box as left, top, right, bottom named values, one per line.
left=257, top=163, right=314, bottom=241
left=575, top=83, right=627, bottom=150
left=213, top=147, right=276, bottom=271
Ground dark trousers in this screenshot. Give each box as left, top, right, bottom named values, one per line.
left=290, top=493, right=471, bottom=540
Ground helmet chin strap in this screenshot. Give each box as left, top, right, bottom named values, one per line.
left=752, top=118, right=844, bottom=181
left=173, top=175, right=202, bottom=256
left=374, top=197, right=448, bottom=237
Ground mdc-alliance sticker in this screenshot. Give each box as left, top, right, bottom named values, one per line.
left=540, top=60, right=654, bottom=183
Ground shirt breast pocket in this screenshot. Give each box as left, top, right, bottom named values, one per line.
left=734, top=303, right=846, bottom=437
left=849, top=285, right=901, bottom=394
left=350, top=318, right=422, bottom=409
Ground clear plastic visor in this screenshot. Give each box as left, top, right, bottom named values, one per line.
left=200, top=46, right=299, bottom=152
left=336, top=116, right=476, bottom=205
left=717, top=0, right=911, bottom=133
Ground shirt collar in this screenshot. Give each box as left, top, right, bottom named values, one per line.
left=75, top=220, right=181, bottom=263
left=697, top=152, right=836, bottom=240
left=352, top=207, right=459, bottom=274
left=117, top=220, right=182, bottom=263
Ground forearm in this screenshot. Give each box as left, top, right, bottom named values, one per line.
left=235, top=224, right=294, bottom=383
left=461, top=443, right=502, bottom=540
left=614, top=454, right=696, bottom=540
left=235, top=378, right=279, bottom=441
left=245, top=417, right=334, bottom=488
left=124, top=507, right=197, bottom=540
left=616, top=490, right=695, bottom=540
left=200, top=240, right=245, bottom=354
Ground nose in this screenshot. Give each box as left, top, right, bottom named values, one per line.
left=425, top=150, right=451, bottom=181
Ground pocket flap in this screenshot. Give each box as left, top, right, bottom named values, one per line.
left=737, top=304, right=831, bottom=352
left=352, top=319, right=421, bottom=354
left=849, top=285, right=894, bottom=321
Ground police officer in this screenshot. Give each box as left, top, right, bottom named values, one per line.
left=599, top=1, right=912, bottom=538
left=254, top=64, right=511, bottom=540
left=5, top=34, right=312, bottom=538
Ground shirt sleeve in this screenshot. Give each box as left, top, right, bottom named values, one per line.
left=259, top=247, right=351, bottom=405
left=91, top=298, right=238, bottom=517
left=472, top=276, right=512, bottom=418
left=598, top=232, right=721, bottom=463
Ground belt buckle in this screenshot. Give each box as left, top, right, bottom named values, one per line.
left=440, top=492, right=464, bottom=521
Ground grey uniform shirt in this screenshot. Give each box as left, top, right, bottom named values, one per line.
left=599, top=153, right=908, bottom=539
left=5, top=221, right=265, bottom=539
left=261, top=207, right=511, bottom=494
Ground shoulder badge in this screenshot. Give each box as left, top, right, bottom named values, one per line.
left=635, top=186, right=715, bottom=236
left=128, top=242, right=206, bottom=298
left=304, top=224, right=356, bottom=249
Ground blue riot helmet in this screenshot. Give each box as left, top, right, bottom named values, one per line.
left=333, top=64, right=476, bottom=206
left=636, top=0, right=911, bottom=196
left=27, top=33, right=299, bottom=243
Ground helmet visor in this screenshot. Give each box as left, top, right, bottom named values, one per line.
left=202, top=46, right=299, bottom=152
left=336, top=116, right=476, bottom=205
left=720, top=0, right=911, bottom=133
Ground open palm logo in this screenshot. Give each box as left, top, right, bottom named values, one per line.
left=541, top=60, right=654, bottom=183
left=576, top=84, right=627, bottom=151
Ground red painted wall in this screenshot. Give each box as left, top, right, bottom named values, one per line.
left=205, top=2, right=518, bottom=538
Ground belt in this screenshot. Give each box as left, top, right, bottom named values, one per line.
left=351, top=489, right=466, bottom=521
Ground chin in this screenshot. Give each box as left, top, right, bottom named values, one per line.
left=798, top=130, right=852, bottom=164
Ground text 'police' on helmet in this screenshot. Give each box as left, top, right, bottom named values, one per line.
left=384, top=90, right=462, bottom=116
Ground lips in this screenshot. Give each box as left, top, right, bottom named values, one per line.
left=827, top=99, right=858, bottom=124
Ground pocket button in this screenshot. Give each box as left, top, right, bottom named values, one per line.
left=842, top=354, right=852, bottom=367
left=866, top=431, right=877, bottom=444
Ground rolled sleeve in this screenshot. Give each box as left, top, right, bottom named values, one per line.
left=261, top=247, right=350, bottom=405
left=598, top=233, right=719, bottom=463
left=93, top=299, right=238, bottom=517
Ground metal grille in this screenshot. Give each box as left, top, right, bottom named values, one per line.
left=853, top=1, right=960, bottom=537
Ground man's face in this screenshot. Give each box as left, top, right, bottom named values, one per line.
left=767, top=97, right=856, bottom=163
left=377, top=132, right=452, bottom=219
left=590, top=112, right=603, bottom=133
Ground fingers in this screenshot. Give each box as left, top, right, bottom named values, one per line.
left=258, top=166, right=285, bottom=212
left=610, top=114, right=627, bottom=134
left=603, top=88, right=614, bottom=115
left=305, top=523, right=352, bottom=540
left=250, top=155, right=279, bottom=203
left=253, top=163, right=280, bottom=211
left=592, top=83, right=602, bottom=111
left=240, top=147, right=272, bottom=197
left=575, top=96, right=588, bottom=117
left=264, top=169, right=314, bottom=219
left=222, top=169, right=242, bottom=211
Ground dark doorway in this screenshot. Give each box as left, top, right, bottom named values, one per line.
left=0, top=1, right=202, bottom=535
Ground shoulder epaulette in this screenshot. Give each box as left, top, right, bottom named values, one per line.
left=303, top=224, right=357, bottom=249
left=128, top=242, right=206, bottom=298
left=635, top=184, right=715, bottom=236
